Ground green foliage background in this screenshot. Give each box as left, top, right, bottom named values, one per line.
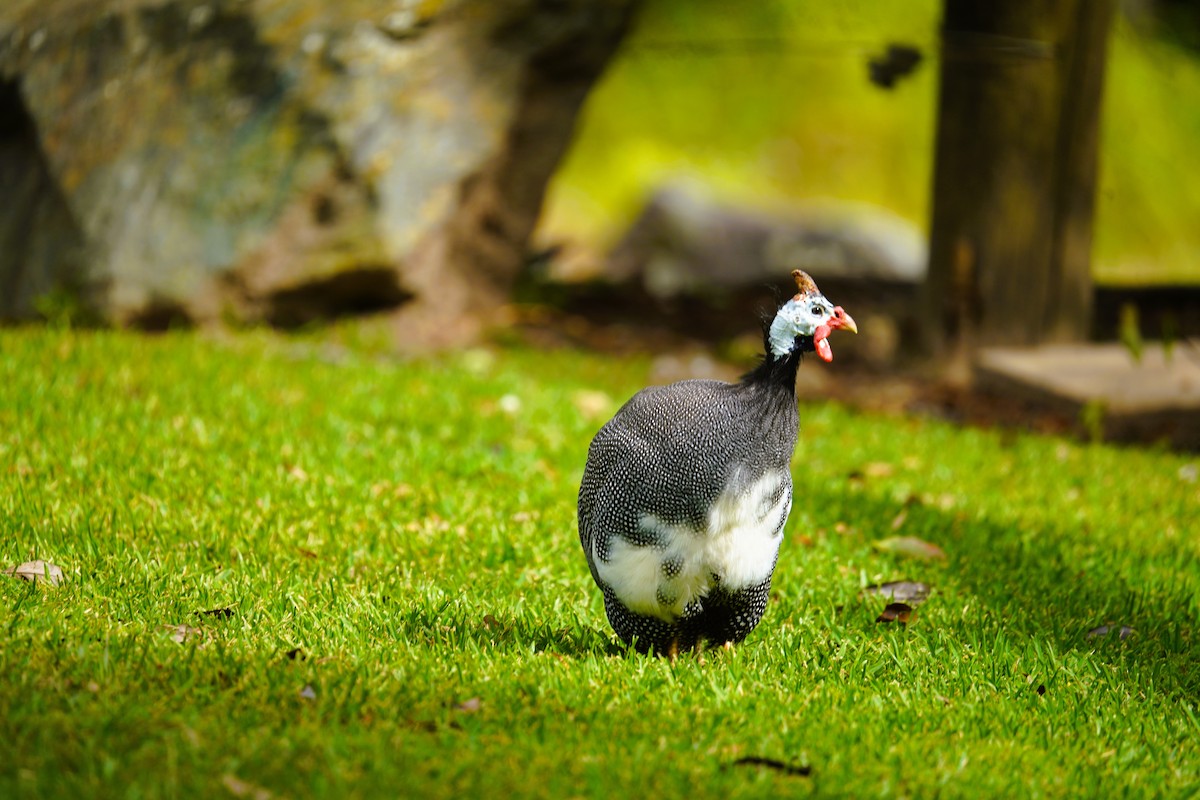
left=542, top=1, right=1200, bottom=285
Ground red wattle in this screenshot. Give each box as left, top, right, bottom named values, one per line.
left=813, top=323, right=833, bottom=362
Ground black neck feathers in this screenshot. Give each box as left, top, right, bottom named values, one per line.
left=740, top=334, right=809, bottom=392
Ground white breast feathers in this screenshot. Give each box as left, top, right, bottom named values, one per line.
left=595, top=470, right=791, bottom=621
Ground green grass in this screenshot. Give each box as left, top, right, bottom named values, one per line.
left=541, top=1, right=1200, bottom=285
left=2, top=325, right=1199, bottom=798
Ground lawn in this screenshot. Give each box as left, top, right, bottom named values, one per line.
left=2, top=325, right=1199, bottom=798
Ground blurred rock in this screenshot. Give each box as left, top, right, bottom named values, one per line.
left=607, top=182, right=926, bottom=298
left=528, top=182, right=925, bottom=368
left=0, top=0, right=635, bottom=338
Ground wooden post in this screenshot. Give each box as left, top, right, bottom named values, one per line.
left=923, top=0, right=1115, bottom=366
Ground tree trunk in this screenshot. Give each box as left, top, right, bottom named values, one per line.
left=923, top=0, right=1115, bottom=366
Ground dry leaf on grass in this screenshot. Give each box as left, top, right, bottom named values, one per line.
left=1087, top=624, right=1134, bottom=640
left=729, top=756, right=812, bottom=777
left=861, top=582, right=930, bottom=624
left=847, top=463, right=895, bottom=484
left=863, top=462, right=895, bottom=478
left=481, top=614, right=517, bottom=639
left=876, top=602, right=914, bottom=624
left=454, top=697, right=483, bottom=713
left=221, top=774, right=273, bottom=800
left=872, top=536, right=946, bottom=561
left=860, top=581, right=931, bottom=606
left=166, top=624, right=202, bottom=644
left=5, top=560, right=64, bottom=586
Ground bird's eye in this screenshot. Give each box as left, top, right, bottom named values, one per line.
left=810, top=304, right=824, bottom=316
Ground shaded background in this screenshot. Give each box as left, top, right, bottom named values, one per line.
left=542, top=0, right=1200, bottom=288
left=2, top=0, right=1199, bottom=444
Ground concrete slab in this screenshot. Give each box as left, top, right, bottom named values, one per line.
left=975, top=342, right=1200, bottom=449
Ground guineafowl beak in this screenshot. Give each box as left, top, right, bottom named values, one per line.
left=830, top=306, right=858, bottom=334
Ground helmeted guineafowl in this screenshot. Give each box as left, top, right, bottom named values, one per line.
left=577, top=270, right=857, bottom=655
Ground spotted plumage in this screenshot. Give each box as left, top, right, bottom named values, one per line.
left=577, top=270, right=857, bottom=654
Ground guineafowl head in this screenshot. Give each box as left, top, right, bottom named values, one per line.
left=767, top=269, right=857, bottom=363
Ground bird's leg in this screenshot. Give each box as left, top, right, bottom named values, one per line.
left=666, top=637, right=680, bottom=662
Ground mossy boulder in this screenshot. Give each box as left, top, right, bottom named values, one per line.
left=0, top=0, right=634, bottom=340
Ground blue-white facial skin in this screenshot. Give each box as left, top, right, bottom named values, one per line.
left=768, top=293, right=838, bottom=358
